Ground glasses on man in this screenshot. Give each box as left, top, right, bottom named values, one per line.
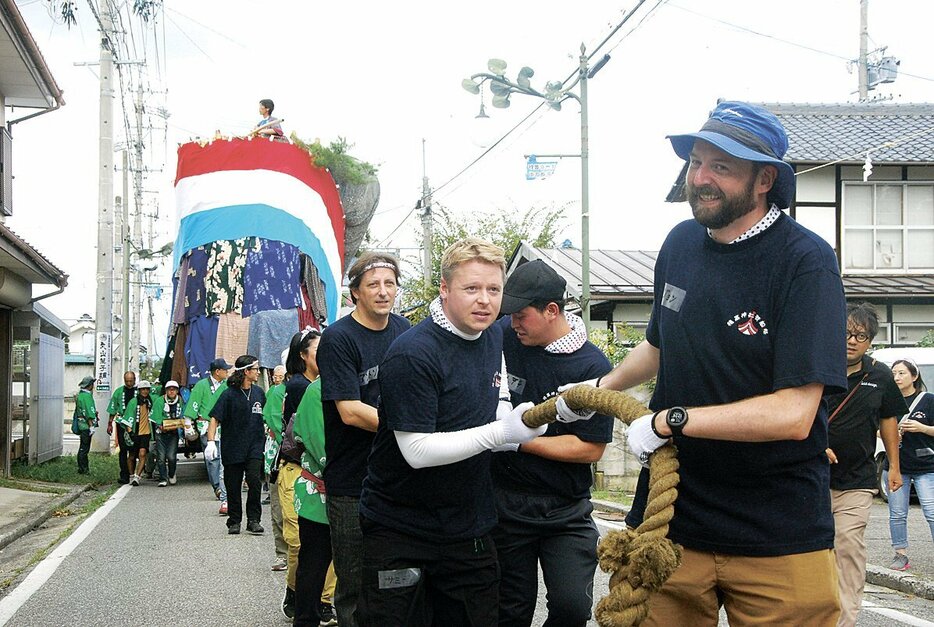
left=846, top=331, right=870, bottom=343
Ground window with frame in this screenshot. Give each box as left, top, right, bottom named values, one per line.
left=842, top=182, right=934, bottom=272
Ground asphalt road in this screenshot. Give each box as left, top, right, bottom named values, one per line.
left=2, top=459, right=934, bottom=626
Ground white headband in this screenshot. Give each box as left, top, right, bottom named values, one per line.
left=349, top=261, right=397, bottom=285
left=233, top=360, right=259, bottom=372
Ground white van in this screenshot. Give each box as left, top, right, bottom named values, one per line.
left=869, top=347, right=934, bottom=501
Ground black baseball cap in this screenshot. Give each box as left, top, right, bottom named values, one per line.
left=500, top=260, right=567, bottom=315
left=210, top=358, right=232, bottom=371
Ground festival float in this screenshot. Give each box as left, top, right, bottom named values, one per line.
left=157, top=133, right=378, bottom=386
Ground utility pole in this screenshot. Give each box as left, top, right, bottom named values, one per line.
left=858, top=0, right=869, bottom=101
left=121, top=150, right=131, bottom=373
left=91, top=0, right=116, bottom=453
left=130, top=83, right=144, bottom=374
left=578, top=44, right=591, bottom=332
left=420, top=139, right=433, bottom=287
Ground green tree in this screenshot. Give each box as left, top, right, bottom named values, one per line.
left=918, top=329, right=934, bottom=348
left=398, top=204, right=567, bottom=322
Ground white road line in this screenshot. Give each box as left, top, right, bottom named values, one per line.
left=862, top=600, right=934, bottom=626
left=0, top=484, right=132, bottom=626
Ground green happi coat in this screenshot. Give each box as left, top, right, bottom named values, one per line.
left=156, top=395, right=186, bottom=431
left=106, top=385, right=133, bottom=418
left=263, top=382, right=286, bottom=475
left=292, top=378, right=328, bottom=524
left=183, top=376, right=226, bottom=435
left=74, top=389, right=98, bottom=432
left=117, top=394, right=164, bottom=433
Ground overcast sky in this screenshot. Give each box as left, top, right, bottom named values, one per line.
left=7, top=0, right=934, bottom=351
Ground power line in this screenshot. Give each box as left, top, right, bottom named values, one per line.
left=668, top=2, right=934, bottom=84
left=374, top=0, right=661, bottom=246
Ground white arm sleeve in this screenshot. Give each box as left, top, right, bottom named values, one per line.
left=395, top=423, right=507, bottom=469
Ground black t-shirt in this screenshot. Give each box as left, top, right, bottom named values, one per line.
left=642, top=213, right=847, bottom=556
left=318, top=312, right=411, bottom=497
left=492, top=316, right=613, bottom=502
left=210, top=384, right=267, bottom=465
left=828, top=355, right=908, bottom=490
left=894, top=391, right=934, bottom=474
left=360, top=318, right=502, bottom=541
left=283, top=375, right=312, bottom=425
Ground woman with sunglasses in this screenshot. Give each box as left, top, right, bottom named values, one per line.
left=886, top=359, right=934, bottom=571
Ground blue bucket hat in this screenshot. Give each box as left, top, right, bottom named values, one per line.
left=667, top=101, right=796, bottom=209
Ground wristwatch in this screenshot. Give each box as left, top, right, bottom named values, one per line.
left=666, top=407, right=689, bottom=437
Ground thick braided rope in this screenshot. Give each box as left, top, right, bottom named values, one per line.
left=522, top=385, right=682, bottom=627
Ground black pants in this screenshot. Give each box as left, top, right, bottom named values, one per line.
left=116, top=423, right=130, bottom=483
left=491, top=489, right=599, bottom=627
left=294, top=517, right=333, bottom=626
left=77, top=432, right=92, bottom=473
left=223, top=458, right=262, bottom=527
left=357, top=518, right=499, bottom=627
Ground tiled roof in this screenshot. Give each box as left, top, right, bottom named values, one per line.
left=511, top=243, right=656, bottom=300
left=760, top=102, right=934, bottom=164
left=842, top=274, right=934, bottom=298
left=0, top=220, right=67, bottom=287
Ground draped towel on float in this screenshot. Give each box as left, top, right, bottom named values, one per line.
left=173, top=138, right=345, bottom=324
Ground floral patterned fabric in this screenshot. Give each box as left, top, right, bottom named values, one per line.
left=205, top=238, right=251, bottom=315
left=243, top=239, right=302, bottom=317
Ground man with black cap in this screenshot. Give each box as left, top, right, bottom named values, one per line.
left=185, top=358, right=231, bottom=513
left=563, top=101, right=847, bottom=624
left=75, top=376, right=98, bottom=474
left=492, top=259, right=613, bottom=627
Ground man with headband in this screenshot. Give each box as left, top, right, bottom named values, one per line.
left=564, top=101, right=847, bottom=624
left=205, top=354, right=267, bottom=535
left=317, top=251, right=410, bottom=627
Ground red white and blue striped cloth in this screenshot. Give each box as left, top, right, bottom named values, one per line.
left=174, top=138, right=345, bottom=323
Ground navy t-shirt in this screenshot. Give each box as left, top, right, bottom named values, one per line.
left=828, top=355, right=907, bottom=490
left=210, top=384, right=267, bottom=465
left=492, top=316, right=613, bottom=501
left=319, top=312, right=411, bottom=497
left=283, top=374, right=313, bottom=426
left=360, top=318, right=502, bottom=541
left=644, top=212, right=847, bottom=556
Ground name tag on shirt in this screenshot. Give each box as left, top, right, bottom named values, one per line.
left=359, top=365, right=379, bottom=386
left=507, top=374, right=526, bottom=395
left=661, top=283, right=686, bottom=313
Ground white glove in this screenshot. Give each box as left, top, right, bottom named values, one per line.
left=627, top=413, right=669, bottom=468
left=555, top=396, right=595, bottom=423
left=557, top=378, right=599, bottom=393
left=204, top=440, right=218, bottom=462
left=491, top=442, right=520, bottom=453
left=496, top=400, right=513, bottom=421
left=500, top=402, right=546, bottom=445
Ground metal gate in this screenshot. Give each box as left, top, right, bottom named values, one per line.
left=33, top=333, right=64, bottom=463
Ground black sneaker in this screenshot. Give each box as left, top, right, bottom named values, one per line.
left=281, top=587, right=296, bottom=619
left=247, top=521, right=264, bottom=535
left=319, top=602, right=337, bottom=626
left=227, top=524, right=241, bottom=535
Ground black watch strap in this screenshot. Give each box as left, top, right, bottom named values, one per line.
left=650, top=410, right=666, bottom=439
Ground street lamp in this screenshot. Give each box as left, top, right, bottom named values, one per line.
left=463, top=45, right=608, bottom=331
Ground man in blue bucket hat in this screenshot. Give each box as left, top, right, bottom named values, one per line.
left=562, top=101, right=847, bottom=624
